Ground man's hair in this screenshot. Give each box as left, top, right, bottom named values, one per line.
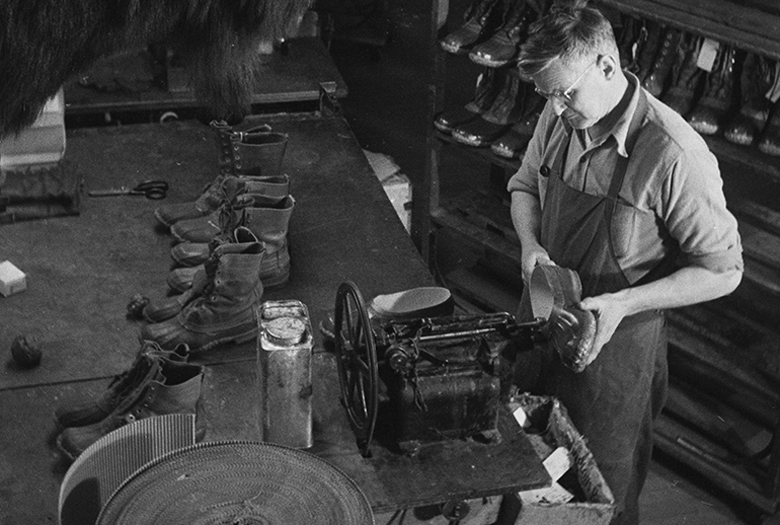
left=517, top=0, right=618, bottom=77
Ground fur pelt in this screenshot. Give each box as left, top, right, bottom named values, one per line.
left=0, top=0, right=313, bottom=138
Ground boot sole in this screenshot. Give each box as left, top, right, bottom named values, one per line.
left=189, top=327, right=258, bottom=353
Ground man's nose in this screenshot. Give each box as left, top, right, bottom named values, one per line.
left=551, top=97, right=567, bottom=115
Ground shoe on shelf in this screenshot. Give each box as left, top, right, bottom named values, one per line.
left=452, top=68, right=532, bottom=147
left=434, top=67, right=503, bottom=133
left=758, top=101, right=780, bottom=156
left=490, top=95, right=544, bottom=159
left=688, top=44, right=737, bottom=135
left=439, top=0, right=506, bottom=55
left=642, top=27, right=682, bottom=98
left=616, top=14, right=641, bottom=72
left=468, top=0, right=536, bottom=68
left=662, top=34, right=707, bottom=117
left=724, top=52, right=776, bottom=146
left=634, top=20, right=664, bottom=83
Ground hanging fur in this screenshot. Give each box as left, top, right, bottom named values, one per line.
left=0, top=0, right=313, bottom=138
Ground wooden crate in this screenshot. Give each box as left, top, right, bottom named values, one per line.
left=500, top=393, right=616, bottom=525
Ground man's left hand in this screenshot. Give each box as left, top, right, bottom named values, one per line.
left=577, top=293, right=631, bottom=366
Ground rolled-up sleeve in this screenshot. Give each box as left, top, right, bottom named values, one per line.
left=659, top=147, right=743, bottom=274
left=506, top=104, right=553, bottom=198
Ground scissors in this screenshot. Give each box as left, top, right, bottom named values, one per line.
left=88, top=180, right=169, bottom=200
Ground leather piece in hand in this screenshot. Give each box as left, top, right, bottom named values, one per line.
left=548, top=305, right=598, bottom=373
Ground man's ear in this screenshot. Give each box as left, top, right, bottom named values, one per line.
left=600, top=55, right=618, bottom=80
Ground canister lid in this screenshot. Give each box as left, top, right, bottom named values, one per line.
left=265, top=316, right=307, bottom=345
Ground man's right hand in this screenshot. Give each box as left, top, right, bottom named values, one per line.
left=521, top=244, right=555, bottom=284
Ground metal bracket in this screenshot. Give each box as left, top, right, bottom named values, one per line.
left=319, top=81, right=341, bottom=116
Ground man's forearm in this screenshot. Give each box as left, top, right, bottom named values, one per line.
left=510, top=191, right=542, bottom=247
left=599, top=265, right=743, bottom=316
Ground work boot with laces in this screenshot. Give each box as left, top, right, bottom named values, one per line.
left=54, top=341, right=189, bottom=428
left=166, top=196, right=295, bottom=295
left=688, top=45, right=737, bottom=135
left=725, top=52, right=776, bottom=146
left=439, top=0, right=506, bottom=55
left=170, top=175, right=289, bottom=244
left=140, top=227, right=265, bottom=352
left=642, top=27, right=682, bottom=98
left=468, top=0, right=535, bottom=68
left=662, top=34, right=707, bottom=116
left=56, top=358, right=205, bottom=460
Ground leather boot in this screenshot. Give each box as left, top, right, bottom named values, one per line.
left=617, top=15, right=641, bottom=71
left=490, top=93, right=544, bottom=158
left=725, top=52, right=776, bottom=146
left=662, top=34, right=706, bottom=117
left=144, top=268, right=210, bottom=323
left=229, top=129, right=288, bottom=177
left=211, top=119, right=275, bottom=176
left=452, top=67, right=530, bottom=146
left=758, top=101, right=780, bottom=156
left=170, top=175, right=289, bottom=243
left=688, top=44, right=737, bottom=135
left=140, top=227, right=265, bottom=352
left=468, top=0, right=534, bottom=68
left=54, top=341, right=189, bottom=428
left=153, top=120, right=270, bottom=228
left=642, top=27, right=682, bottom=98
left=434, top=67, right=502, bottom=133
left=167, top=196, right=295, bottom=293
left=634, top=20, right=663, bottom=83
left=439, top=0, right=506, bottom=55
left=56, top=358, right=205, bottom=460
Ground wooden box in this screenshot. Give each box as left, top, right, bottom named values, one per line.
left=0, top=88, right=65, bottom=169
left=501, top=393, right=616, bottom=525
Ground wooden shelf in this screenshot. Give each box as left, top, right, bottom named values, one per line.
left=64, top=37, right=347, bottom=116
left=434, top=130, right=522, bottom=173
left=596, top=0, right=780, bottom=60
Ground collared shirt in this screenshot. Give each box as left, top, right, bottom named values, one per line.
left=507, top=72, right=743, bottom=284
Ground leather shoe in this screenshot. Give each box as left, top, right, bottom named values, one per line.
left=725, top=52, right=776, bottom=146
left=439, top=0, right=506, bottom=55
left=468, top=0, right=535, bottom=68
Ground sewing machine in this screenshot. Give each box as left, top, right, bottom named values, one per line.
left=332, top=281, right=545, bottom=457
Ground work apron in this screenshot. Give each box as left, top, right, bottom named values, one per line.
left=523, top=91, right=668, bottom=525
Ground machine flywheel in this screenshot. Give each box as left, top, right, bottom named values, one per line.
left=334, top=281, right=379, bottom=458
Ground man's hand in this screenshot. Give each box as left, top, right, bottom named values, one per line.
left=521, top=244, right=555, bottom=284
left=577, top=293, right=632, bottom=365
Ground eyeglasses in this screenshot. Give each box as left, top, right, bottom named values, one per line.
left=535, top=60, right=597, bottom=101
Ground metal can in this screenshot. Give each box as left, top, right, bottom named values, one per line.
left=256, top=300, right=314, bottom=448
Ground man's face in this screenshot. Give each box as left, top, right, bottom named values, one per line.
left=532, top=56, right=608, bottom=130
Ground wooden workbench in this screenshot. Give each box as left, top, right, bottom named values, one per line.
left=0, top=111, right=548, bottom=523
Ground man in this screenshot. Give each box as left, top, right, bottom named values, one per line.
left=507, top=1, right=743, bottom=523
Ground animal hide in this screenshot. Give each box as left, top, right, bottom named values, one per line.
left=0, top=0, right=313, bottom=138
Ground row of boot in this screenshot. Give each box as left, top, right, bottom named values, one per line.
left=618, top=16, right=780, bottom=154
left=139, top=120, right=296, bottom=353
left=436, top=2, right=780, bottom=158
left=53, top=120, right=299, bottom=461
left=439, top=0, right=552, bottom=68
left=434, top=65, right=544, bottom=159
